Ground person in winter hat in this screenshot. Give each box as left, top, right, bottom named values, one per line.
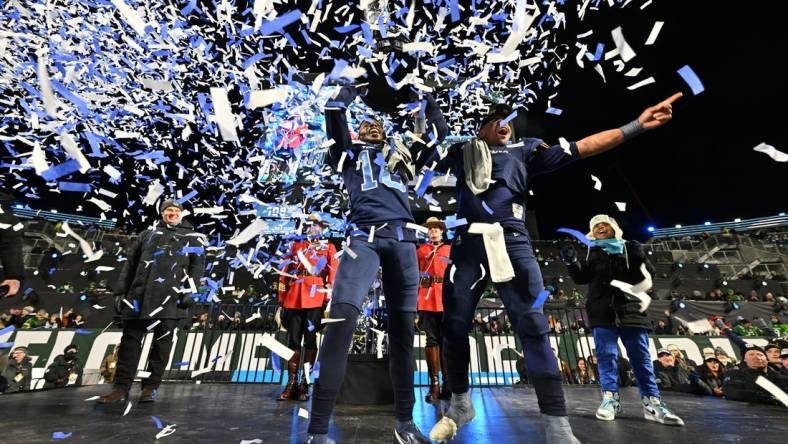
left=561, top=215, right=683, bottom=426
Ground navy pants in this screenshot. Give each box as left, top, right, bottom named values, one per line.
left=593, top=326, right=660, bottom=398
left=308, top=237, right=419, bottom=434
left=442, top=231, right=567, bottom=416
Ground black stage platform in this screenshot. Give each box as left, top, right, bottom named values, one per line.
left=1, top=384, right=784, bottom=443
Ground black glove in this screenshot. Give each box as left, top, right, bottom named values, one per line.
left=113, top=295, right=125, bottom=315
left=177, top=295, right=195, bottom=309
left=560, top=244, right=578, bottom=264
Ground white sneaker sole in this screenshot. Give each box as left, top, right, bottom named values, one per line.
left=595, top=411, right=616, bottom=421
left=429, top=417, right=458, bottom=443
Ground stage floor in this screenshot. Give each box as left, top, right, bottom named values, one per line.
left=1, top=384, right=784, bottom=443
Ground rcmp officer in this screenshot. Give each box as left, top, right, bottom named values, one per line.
left=416, top=217, right=451, bottom=403
left=276, top=214, right=337, bottom=402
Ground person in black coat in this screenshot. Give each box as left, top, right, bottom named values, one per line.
left=0, top=192, right=24, bottom=298
left=43, top=344, right=83, bottom=388
left=561, top=215, right=683, bottom=426
left=1, top=346, right=32, bottom=393
left=97, top=200, right=205, bottom=404
left=723, top=343, right=788, bottom=405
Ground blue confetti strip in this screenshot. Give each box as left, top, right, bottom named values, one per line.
left=75, top=328, right=93, bottom=335
left=40, top=160, right=82, bottom=182
left=0, top=325, right=15, bottom=336
left=52, top=432, right=73, bottom=440
left=0, top=342, right=15, bottom=349
left=481, top=201, right=494, bottom=215
left=307, top=319, right=315, bottom=332
left=49, top=80, right=90, bottom=115
left=271, top=352, right=281, bottom=374
left=259, top=9, right=302, bottom=36
left=151, top=416, right=163, bottom=429
left=556, top=228, right=594, bottom=247
left=58, top=182, right=92, bottom=193
left=545, top=107, right=563, bottom=115
left=677, top=64, right=704, bottom=95
left=176, top=190, right=198, bottom=204
left=531, top=289, right=551, bottom=309
left=181, top=246, right=205, bottom=255
left=499, top=110, right=518, bottom=126
left=446, top=218, right=468, bottom=229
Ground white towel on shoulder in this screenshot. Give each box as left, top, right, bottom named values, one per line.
left=468, top=222, right=515, bottom=283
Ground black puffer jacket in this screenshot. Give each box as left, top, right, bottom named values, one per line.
left=115, top=221, right=206, bottom=320
left=565, top=241, right=655, bottom=330
left=1, top=358, right=32, bottom=393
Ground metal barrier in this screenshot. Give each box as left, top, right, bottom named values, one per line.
left=163, top=304, right=600, bottom=388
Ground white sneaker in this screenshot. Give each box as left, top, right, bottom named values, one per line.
left=595, top=391, right=622, bottom=421
left=642, top=396, right=685, bottom=426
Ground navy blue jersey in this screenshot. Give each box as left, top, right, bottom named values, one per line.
left=325, top=87, right=448, bottom=239
left=433, top=139, right=580, bottom=234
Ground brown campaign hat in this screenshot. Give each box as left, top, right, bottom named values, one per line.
left=423, top=217, right=446, bottom=231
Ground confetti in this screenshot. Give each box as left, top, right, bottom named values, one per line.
left=753, top=143, right=788, bottom=162
left=755, top=376, right=788, bottom=407
left=556, top=228, right=594, bottom=247
left=52, top=432, right=73, bottom=440
left=677, top=65, right=705, bottom=95
left=644, top=21, right=664, bottom=45
left=591, top=175, right=602, bottom=191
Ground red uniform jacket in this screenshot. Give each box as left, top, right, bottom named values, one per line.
left=278, top=240, right=338, bottom=309
left=417, top=242, right=451, bottom=312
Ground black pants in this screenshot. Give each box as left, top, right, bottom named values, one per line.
left=114, top=318, right=178, bottom=391
left=282, top=307, right=323, bottom=350
left=418, top=310, right=443, bottom=347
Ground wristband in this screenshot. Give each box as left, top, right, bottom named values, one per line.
left=619, top=118, right=645, bottom=142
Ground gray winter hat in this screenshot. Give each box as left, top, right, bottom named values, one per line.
left=159, top=199, right=184, bottom=213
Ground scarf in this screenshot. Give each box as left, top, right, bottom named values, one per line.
left=593, top=238, right=625, bottom=255
left=462, top=138, right=493, bottom=195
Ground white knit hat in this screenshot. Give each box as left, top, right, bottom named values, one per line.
left=587, top=214, right=624, bottom=241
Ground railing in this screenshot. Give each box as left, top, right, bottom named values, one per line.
left=161, top=304, right=597, bottom=387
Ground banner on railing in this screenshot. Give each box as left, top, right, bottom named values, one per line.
left=2, top=328, right=769, bottom=391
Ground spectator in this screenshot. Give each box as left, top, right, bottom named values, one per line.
left=732, top=319, right=763, bottom=337
left=1, top=346, right=32, bottom=393
left=654, top=319, right=672, bottom=335
left=722, top=343, right=788, bottom=405
left=472, top=313, right=487, bottom=333
left=764, top=343, right=785, bottom=372
left=231, top=312, right=243, bottom=330
left=747, top=290, right=761, bottom=302
left=22, top=309, right=47, bottom=329
left=781, top=349, right=788, bottom=372
left=44, top=313, right=62, bottom=329
left=191, top=313, right=211, bottom=331
left=695, top=356, right=725, bottom=397
left=653, top=349, right=698, bottom=394
left=100, top=346, right=119, bottom=384
left=44, top=344, right=83, bottom=388
left=714, top=348, right=737, bottom=370
left=666, top=344, right=698, bottom=371
left=617, top=355, right=635, bottom=388
left=216, top=314, right=230, bottom=330
left=71, top=313, right=86, bottom=328
left=575, top=358, right=597, bottom=384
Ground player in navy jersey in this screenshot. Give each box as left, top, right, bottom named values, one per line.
left=305, top=85, right=448, bottom=444
left=427, top=93, right=683, bottom=444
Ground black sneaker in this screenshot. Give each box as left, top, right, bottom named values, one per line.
left=394, top=420, right=430, bottom=444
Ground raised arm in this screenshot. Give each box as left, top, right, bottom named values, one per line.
left=577, top=92, right=683, bottom=158
left=324, top=86, right=359, bottom=170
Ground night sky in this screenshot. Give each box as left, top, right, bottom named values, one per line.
left=527, top=1, right=788, bottom=240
